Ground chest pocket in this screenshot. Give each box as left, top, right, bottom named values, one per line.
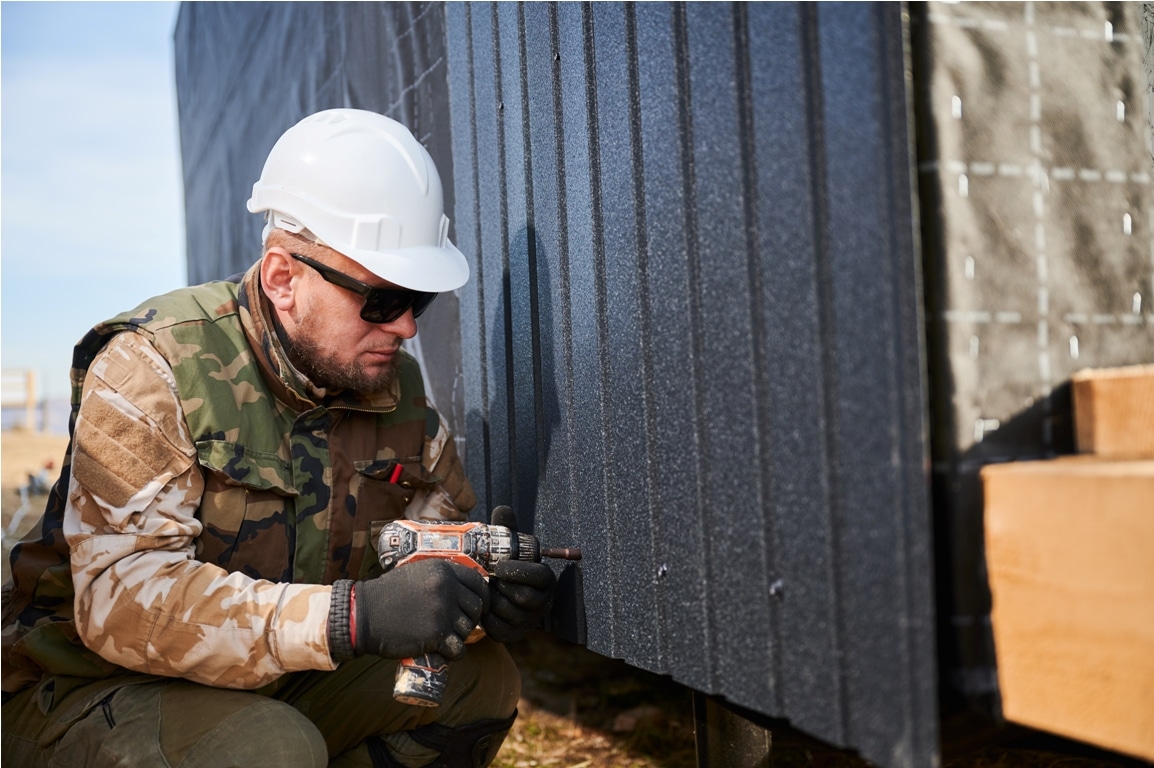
left=194, top=440, right=298, bottom=582
left=350, top=458, right=440, bottom=578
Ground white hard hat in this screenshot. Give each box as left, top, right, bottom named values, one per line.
left=247, top=109, right=468, bottom=293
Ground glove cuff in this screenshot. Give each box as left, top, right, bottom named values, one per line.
left=328, top=579, right=357, bottom=663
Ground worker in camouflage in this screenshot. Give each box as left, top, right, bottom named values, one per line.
left=1, top=109, right=556, bottom=768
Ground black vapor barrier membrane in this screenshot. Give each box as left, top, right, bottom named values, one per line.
left=443, top=6, right=935, bottom=767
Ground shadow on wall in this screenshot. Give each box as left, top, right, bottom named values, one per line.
left=932, top=382, right=1076, bottom=718
left=468, top=225, right=585, bottom=643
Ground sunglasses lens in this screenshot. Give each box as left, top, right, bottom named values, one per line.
left=410, top=292, right=437, bottom=319
left=361, top=290, right=437, bottom=324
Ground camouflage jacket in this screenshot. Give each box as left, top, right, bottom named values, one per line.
left=2, top=261, right=474, bottom=694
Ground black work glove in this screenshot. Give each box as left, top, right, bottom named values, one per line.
left=481, top=507, right=557, bottom=643
left=329, top=559, right=489, bottom=663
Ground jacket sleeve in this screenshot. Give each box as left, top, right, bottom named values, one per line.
left=64, top=332, right=338, bottom=689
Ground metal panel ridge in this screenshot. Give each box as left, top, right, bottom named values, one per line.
left=444, top=3, right=936, bottom=766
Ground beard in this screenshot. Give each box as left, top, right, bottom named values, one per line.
left=283, top=310, right=399, bottom=395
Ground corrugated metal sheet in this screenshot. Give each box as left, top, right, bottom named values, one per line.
left=173, top=3, right=938, bottom=765
left=444, top=4, right=936, bottom=766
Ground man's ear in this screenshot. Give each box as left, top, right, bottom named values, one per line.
left=260, top=247, right=297, bottom=312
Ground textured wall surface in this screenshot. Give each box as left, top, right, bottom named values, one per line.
left=444, top=5, right=936, bottom=767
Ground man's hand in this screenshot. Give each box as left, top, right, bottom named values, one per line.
left=481, top=507, right=557, bottom=643
left=352, top=559, right=489, bottom=661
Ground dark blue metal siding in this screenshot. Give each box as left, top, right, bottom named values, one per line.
left=632, top=4, right=711, bottom=687
left=747, top=6, right=843, bottom=731
left=445, top=4, right=936, bottom=766
left=174, top=2, right=937, bottom=764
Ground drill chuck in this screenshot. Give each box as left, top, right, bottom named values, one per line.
left=489, top=528, right=541, bottom=563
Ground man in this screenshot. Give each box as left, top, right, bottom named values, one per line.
left=1, top=109, right=555, bottom=768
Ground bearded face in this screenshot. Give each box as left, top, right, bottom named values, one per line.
left=283, top=290, right=404, bottom=395
left=260, top=237, right=419, bottom=396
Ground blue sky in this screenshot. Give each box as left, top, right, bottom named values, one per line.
left=2, top=1, right=185, bottom=399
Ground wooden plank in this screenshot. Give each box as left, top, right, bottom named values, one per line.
left=983, top=456, right=1154, bottom=761
left=1072, top=364, right=1154, bottom=458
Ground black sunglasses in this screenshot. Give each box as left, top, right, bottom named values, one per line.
left=291, top=253, right=437, bottom=324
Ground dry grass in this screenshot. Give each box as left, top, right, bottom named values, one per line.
left=501, top=631, right=1146, bottom=768
left=499, top=632, right=698, bottom=768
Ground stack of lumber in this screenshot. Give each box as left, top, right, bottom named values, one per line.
left=982, top=364, right=1153, bottom=762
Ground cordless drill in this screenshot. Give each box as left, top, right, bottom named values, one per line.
left=376, top=514, right=581, bottom=706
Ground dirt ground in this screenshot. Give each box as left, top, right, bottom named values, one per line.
left=1, top=429, right=1145, bottom=767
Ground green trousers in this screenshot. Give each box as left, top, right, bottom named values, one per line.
left=1, top=638, right=519, bottom=768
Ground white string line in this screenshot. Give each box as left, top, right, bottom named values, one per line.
left=919, top=161, right=1151, bottom=186
left=926, top=11, right=1132, bottom=45
left=942, top=311, right=1153, bottom=325
left=1024, top=3, right=1052, bottom=395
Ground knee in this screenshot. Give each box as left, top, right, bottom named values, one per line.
left=442, top=638, right=521, bottom=721
left=176, top=695, right=328, bottom=768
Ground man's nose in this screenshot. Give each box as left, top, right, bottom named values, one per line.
left=379, top=308, right=418, bottom=339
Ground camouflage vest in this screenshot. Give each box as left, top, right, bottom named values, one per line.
left=3, top=267, right=447, bottom=690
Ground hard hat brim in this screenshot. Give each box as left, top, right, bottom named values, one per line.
left=346, top=241, right=470, bottom=294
